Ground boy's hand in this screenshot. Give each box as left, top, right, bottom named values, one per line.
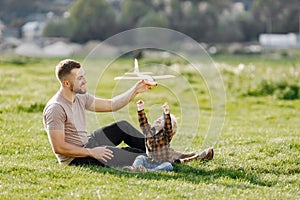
left=137, top=100, right=144, bottom=111
left=162, top=102, right=169, bottom=114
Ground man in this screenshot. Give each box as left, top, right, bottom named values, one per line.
left=43, top=59, right=213, bottom=168
left=43, top=59, right=158, bottom=167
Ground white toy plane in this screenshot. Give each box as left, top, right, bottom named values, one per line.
left=114, top=59, right=175, bottom=82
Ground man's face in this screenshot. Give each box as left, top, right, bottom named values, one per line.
left=67, top=68, right=87, bottom=94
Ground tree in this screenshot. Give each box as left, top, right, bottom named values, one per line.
left=137, top=12, right=169, bottom=28
left=118, top=0, right=153, bottom=30
left=68, top=0, right=117, bottom=43
left=168, top=0, right=234, bottom=42
left=251, top=0, right=300, bottom=34
left=43, top=19, right=72, bottom=38
left=0, top=0, right=37, bottom=26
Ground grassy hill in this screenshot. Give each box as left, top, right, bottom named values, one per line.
left=0, top=55, right=299, bottom=199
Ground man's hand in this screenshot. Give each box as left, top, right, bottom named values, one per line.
left=135, top=80, right=157, bottom=94
left=90, top=79, right=157, bottom=112
left=88, top=146, right=114, bottom=163
left=162, top=102, right=169, bottom=114
left=137, top=99, right=144, bottom=111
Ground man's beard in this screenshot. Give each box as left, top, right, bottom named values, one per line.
left=70, top=83, right=86, bottom=94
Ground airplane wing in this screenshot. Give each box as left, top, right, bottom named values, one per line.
left=152, top=75, right=176, bottom=79
left=125, top=72, right=153, bottom=75
left=114, top=74, right=175, bottom=81
left=114, top=76, right=145, bottom=80
left=114, top=75, right=155, bottom=81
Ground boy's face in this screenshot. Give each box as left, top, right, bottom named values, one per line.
left=152, top=115, right=177, bottom=134
left=153, top=116, right=164, bottom=132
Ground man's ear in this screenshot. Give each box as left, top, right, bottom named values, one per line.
left=62, top=79, right=70, bottom=88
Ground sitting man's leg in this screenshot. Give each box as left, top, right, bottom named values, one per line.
left=104, top=146, right=146, bottom=167
left=69, top=157, right=105, bottom=166
left=88, top=120, right=146, bottom=152
left=78, top=120, right=146, bottom=167
left=70, top=146, right=146, bottom=167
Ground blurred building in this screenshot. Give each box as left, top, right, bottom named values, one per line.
left=21, top=21, right=45, bottom=40
left=259, top=33, right=299, bottom=48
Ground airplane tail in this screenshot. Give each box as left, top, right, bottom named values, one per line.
left=134, top=58, right=139, bottom=73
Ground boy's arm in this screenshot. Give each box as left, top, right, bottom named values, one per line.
left=137, top=100, right=152, bottom=137
left=163, top=112, right=174, bottom=140
left=162, top=102, right=175, bottom=141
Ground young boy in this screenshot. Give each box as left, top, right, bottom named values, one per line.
left=124, top=100, right=214, bottom=172
left=123, top=100, right=176, bottom=172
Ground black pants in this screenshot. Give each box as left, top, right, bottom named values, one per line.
left=70, top=120, right=146, bottom=167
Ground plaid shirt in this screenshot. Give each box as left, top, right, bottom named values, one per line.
left=138, top=109, right=175, bottom=163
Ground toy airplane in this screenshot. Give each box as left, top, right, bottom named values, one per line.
left=114, top=59, right=175, bottom=82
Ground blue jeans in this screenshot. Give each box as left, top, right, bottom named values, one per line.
left=133, top=155, right=173, bottom=172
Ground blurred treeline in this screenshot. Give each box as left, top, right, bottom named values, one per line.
left=1, top=0, right=299, bottom=43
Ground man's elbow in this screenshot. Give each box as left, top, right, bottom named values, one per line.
left=52, top=145, right=65, bottom=155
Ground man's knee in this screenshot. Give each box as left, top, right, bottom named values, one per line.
left=116, top=120, right=135, bottom=132
left=116, top=120, right=131, bottom=127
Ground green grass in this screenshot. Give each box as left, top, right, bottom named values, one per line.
left=0, top=55, right=300, bottom=199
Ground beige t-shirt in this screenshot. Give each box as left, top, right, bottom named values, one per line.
left=43, top=91, right=94, bottom=165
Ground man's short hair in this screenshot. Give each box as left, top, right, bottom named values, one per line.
left=55, top=59, right=81, bottom=81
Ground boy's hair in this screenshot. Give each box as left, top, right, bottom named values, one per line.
left=154, top=114, right=177, bottom=134
left=55, top=59, right=81, bottom=82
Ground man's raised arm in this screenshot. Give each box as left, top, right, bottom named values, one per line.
left=88, top=80, right=157, bottom=112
